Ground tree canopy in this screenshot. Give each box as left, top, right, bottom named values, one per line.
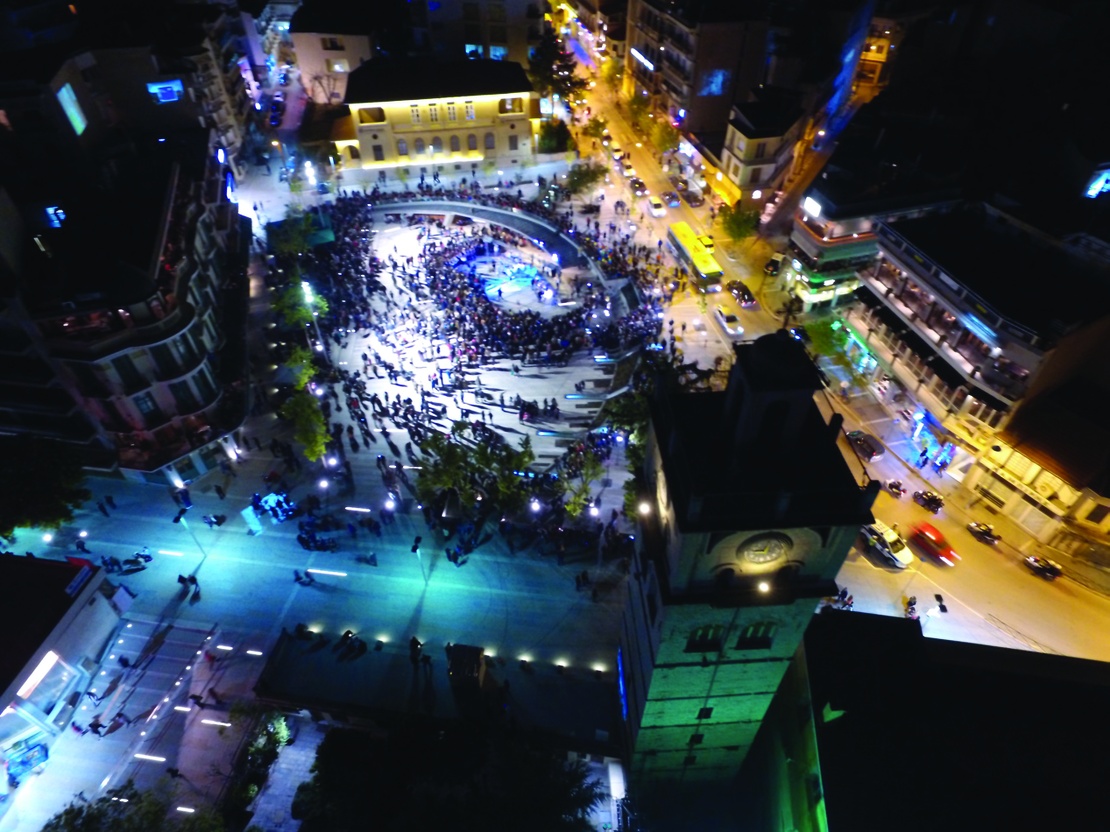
left=279, top=390, right=329, bottom=462
left=0, top=437, right=91, bottom=539
left=581, top=116, right=609, bottom=142
left=717, top=202, right=761, bottom=245
left=528, top=27, right=586, bottom=112
left=563, top=162, right=608, bottom=196
left=415, top=425, right=534, bottom=515
left=41, top=781, right=225, bottom=832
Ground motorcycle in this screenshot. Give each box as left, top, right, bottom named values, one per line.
left=913, top=490, right=945, bottom=514
left=887, top=479, right=906, bottom=498
left=968, top=522, right=1001, bottom=545
left=904, top=595, right=918, bottom=620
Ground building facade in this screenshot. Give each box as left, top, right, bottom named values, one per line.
left=289, top=5, right=375, bottom=105
left=623, top=0, right=768, bottom=134
left=719, top=95, right=806, bottom=208
left=336, top=58, right=538, bottom=182
left=0, top=42, right=251, bottom=483
left=619, top=333, right=877, bottom=814
left=422, top=0, right=545, bottom=65
left=842, top=202, right=1110, bottom=485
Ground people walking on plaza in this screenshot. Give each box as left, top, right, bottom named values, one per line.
left=215, top=484, right=226, bottom=500
left=97, top=500, right=109, bottom=517
left=104, top=495, right=117, bottom=510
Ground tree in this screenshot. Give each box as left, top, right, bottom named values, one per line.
left=0, top=437, right=91, bottom=539
left=538, top=119, right=573, bottom=153
left=273, top=283, right=328, bottom=329
left=563, top=453, right=603, bottom=519
left=626, top=93, right=650, bottom=135
left=600, top=55, right=623, bottom=93
left=563, top=161, right=608, bottom=196
left=284, top=345, right=318, bottom=391
left=581, top=116, right=609, bottom=142
left=650, top=119, right=681, bottom=154
left=41, top=780, right=225, bottom=832
left=268, top=210, right=315, bottom=256
left=415, top=428, right=535, bottom=516
left=528, top=27, right=586, bottom=116
left=717, top=202, right=761, bottom=245
left=279, top=390, right=329, bottom=462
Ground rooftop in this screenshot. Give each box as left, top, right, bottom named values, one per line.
left=641, top=0, right=769, bottom=26
left=729, top=92, right=803, bottom=140
left=806, top=609, right=1110, bottom=828
left=884, top=204, right=1110, bottom=337
left=289, top=1, right=376, bottom=36
left=344, top=58, right=533, bottom=105
left=650, top=332, right=876, bottom=533
left=0, top=555, right=94, bottom=698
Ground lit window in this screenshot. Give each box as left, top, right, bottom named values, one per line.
left=428, top=105, right=439, bottom=123
left=446, top=102, right=457, bottom=121
left=410, top=105, right=421, bottom=124
left=465, top=101, right=475, bottom=120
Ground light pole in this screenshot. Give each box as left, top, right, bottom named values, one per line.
left=301, top=280, right=330, bottom=365
left=271, top=139, right=288, bottom=179
left=319, top=478, right=330, bottom=516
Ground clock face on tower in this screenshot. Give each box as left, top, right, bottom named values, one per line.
left=700, top=528, right=823, bottom=587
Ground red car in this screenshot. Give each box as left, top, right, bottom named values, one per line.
left=912, top=523, right=960, bottom=566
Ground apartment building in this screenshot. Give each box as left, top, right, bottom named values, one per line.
left=336, top=58, right=537, bottom=180
left=623, top=0, right=767, bottom=134
left=620, top=332, right=877, bottom=821
left=422, top=0, right=546, bottom=65
left=719, top=92, right=805, bottom=208
left=844, top=202, right=1110, bottom=483
left=289, top=4, right=375, bottom=104
left=0, top=35, right=251, bottom=484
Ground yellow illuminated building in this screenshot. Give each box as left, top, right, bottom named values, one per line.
left=335, top=58, right=539, bottom=179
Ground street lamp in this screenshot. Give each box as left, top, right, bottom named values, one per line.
left=319, top=478, right=330, bottom=515
left=301, top=280, right=330, bottom=365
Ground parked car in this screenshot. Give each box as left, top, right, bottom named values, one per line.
left=860, top=520, right=913, bottom=569
left=669, top=175, right=689, bottom=192
left=629, top=177, right=648, bottom=196
left=661, top=191, right=681, bottom=208
left=681, top=189, right=705, bottom=207
left=578, top=203, right=601, bottom=215
left=1024, top=555, right=1062, bottom=580
left=268, top=110, right=283, bottom=127
left=601, top=130, right=612, bottom=146
left=788, top=324, right=810, bottom=344
left=714, top=304, right=744, bottom=338
left=647, top=196, right=666, bottom=218
left=726, top=280, right=756, bottom=307
left=764, top=252, right=786, bottom=275
left=272, top=90, right=285, bottom=103
left=912, top=523, right=960, bottom=566
left=279, top=71, right=291, bottom=86
left=610, top=143, right=623, bottom=160
left=846, top=430, right=885, bottom=462
left=621, top=159, right=636, bottom=178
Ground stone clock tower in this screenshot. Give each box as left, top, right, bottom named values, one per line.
left=618, top=331, right=879, bottom=808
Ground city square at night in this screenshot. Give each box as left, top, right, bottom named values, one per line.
left=2, top=1, right=1110, bottom=830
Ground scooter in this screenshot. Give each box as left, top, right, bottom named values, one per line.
left=968, top=522, right=1001, bottom=545
left=887, top=479, right=906, bottom=498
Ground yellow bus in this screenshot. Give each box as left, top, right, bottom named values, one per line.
left=667, top=221, right=723, bottom=291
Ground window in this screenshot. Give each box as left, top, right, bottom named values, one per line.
left=465, top=101, right=475, bottom=120
left=194, top=368, right=216, bottom=403
left=498, top=97, right=523, bottom=114
left=397, top=138, right=408, bottom=156
left=450, top=135, right=460, bottom=152
left=170, top=380, right=200, bottom=414
left=484, top=132, right=495, bottom=150
left=489, top=45, right=509, bottom=60
left=488, top=3, right=506, bottom=21
left=372, top=144, right=384, bottom=161
left=685, top=625, right=723, bottom=653
left=446, top=102, right=457, bottom=121
left=112, top=355, right=144, bottom=391
left=689, top=733, right=704, bottom=745
left=754, top=142, right=766, bottom=159
left=327, top=59, right=349, bottom=73
left=467, top=134, right=478, bottom=151
left=358, top=107, right=385, bottom=124
left=133, top=392, right=163, bottom=423
left=414, top=138, right=426, bottom=154
left=428, top=105, right=439, bottom=123
left=735, top=621, right=776, bottom=650
left=410, top=105, right=421, bottom=124
left=508, top=134, right=519, bottom=151
left=1086, top=504, right=1110, bottom=525
left=490, top=25, right=508, bottom=43
left=697, top=706, right=714, bottom=720
left=321, top=37, right=344, bottom=51
left=431, top=136, right=443, bottom=154
left=749, top=167, right=763, bottom=184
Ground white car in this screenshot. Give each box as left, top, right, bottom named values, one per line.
left=621, top=159, right=636, bottom=178
left=647, top=196, right=666, bottom=218
left=860, top=520, right=914, bottom=569
left=714, top=304, right=744, bottom=338
left=610, top=142, right=623, bottom=160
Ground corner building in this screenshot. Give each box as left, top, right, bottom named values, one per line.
left=620, top=332, right=878, bottom=813
left=336, top=58, right=538, bottom=182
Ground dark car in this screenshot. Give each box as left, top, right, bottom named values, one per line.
left=681, top=189, right=705, bottom=207
left=279, top=71, right=290, bottom=86
left=913, top=490, right=945, bottom=514
left=846, top=430, right=884, bottom=462
left=268, top=110, right=283, bottom=127
left=270, top=100, right=285, bottom=114
left=764, top=253, right=785, bottom=275
left=630, top=177, right=648, bottom=196
left=1024, top=555, right=1062, bottom=580
left=788, top=325, right=810, bottom=344
left=726, top=280, right=756, bottom=307
left=661, top=191, right=681, bottom=208
left=578, top=203, right=601, bottom=215
left=669, top=175, right=689, bottom=192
